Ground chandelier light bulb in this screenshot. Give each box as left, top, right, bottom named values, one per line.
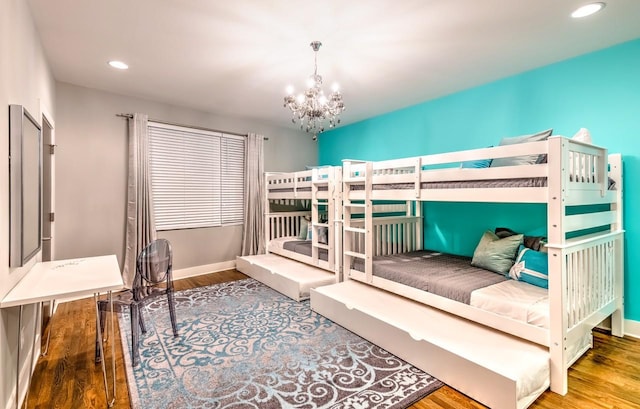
left=306, top=77, right=316, bottom=88
left=285, top=85, right=295, bottom=95
left=331, top=83, right=340, bottom=92
left=283, top=41, right=345, bottom=141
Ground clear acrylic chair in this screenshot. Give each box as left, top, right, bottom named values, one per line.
left=95, top=238, right=178, bottom=366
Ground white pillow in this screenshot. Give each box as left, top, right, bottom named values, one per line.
left=572, top=128, right=592, bottom=144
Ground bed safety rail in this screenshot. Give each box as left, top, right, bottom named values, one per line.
left=266, top=211, right=309, bottom=241
left=266, top=170, right=313, bottom=198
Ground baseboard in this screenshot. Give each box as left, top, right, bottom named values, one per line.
left=624, top=318, right=640, bottom=339
left=172, top=260, right=236, bottom=280
left=597, top=317, right=640, bottom=340
left=4, top=324, right=42, bottom=409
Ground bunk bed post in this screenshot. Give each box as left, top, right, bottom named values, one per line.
left=414, top=201, right=423, bottom=251
left=547, top=136, right=569, bottom=395
left=264, top=172, right=272, bottom=252
left=333, top=167, right=343, bottom=282
left=414, top=157, right=421, bottom=198
left=342, top=160, right=354, bottom=282
left=311, top=168, right=320, bottom=265
left=609, top=153, right=625, bottom=337
left=364, top=162, right=374, bottom=282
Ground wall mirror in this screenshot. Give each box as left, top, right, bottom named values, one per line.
left=9, top=104, right=42, bottom=267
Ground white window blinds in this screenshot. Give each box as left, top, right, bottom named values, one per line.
left=148, top=122, right=245, bottom=231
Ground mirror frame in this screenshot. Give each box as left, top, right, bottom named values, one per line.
left=9, top=104, right=42, bottom=267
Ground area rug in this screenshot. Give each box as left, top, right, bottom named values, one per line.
left=119, top=278, right=443, bottom=408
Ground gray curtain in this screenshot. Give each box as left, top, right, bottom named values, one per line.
left=123, top=113, right=157, bottom=288
left=241, top=133, right=265, bottom=256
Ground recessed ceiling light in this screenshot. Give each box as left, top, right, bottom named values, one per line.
left=571, top=2, right=606, bottom=18
left=108, top=60, right=129, bottom=70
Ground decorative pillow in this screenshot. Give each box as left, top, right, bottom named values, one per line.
left=494, top=227, right=546, bottom=251
left=509, top=245, right=549, bottom=288
left=471, top=231, right=523, bottom=274
left=490, top=128, right=553, bottom=167
left=318, top=227, right=329, bottom=244
left=572, top=128, right=592, bottom=144
left=298, top=218, right=309, bottom=240
left=461, top=158, right=492, bottom=168
left=306, top=224, right=313, bottom=241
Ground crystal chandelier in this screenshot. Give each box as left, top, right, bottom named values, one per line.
left=284, top=41, right=345, bottom=141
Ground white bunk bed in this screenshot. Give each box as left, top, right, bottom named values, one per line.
left=237, top=167, right=414, bottom=301
left=237, top=167, right=342, bottom=300
left=310, top=136, right=624, bottom=409
left=264, top=167, right=343, bottom=273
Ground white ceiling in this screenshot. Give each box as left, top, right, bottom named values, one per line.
left=27, top=0, right=640, bottom=131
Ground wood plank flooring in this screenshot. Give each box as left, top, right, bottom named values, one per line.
left=25, top=270, right=640, bottom=409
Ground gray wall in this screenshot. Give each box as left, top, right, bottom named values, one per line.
left=1, top=1, right=56, bottom=407
left=55, top=82, right=317, bottom=271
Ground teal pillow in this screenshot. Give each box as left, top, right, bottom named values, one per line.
left=509, top=245, right=549, bottom=288
left=461, top=158, right=492, bottom=168
left=471, top=231, right=523, bottom=274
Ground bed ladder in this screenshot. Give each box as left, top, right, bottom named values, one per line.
left=311, top=168, right=332, bottom=271
left=342, top=160, right=374, bottom=282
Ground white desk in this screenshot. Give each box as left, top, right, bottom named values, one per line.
left=1, top=255, right=123, bottom=408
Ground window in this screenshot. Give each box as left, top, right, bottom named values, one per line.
left=148, top=122, right=245, bottom=230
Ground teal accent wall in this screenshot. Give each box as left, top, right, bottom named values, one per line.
left=318, top=38, right=640, bottom=321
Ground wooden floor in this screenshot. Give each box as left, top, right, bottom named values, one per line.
left=26, top=270, right=640, bottom=409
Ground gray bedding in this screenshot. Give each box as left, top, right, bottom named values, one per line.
left=269, top=186, right=329, bottom=193
left=283, top=240, right=329, bottom=261
left=352, top=250, right=507, bottom=304
left=350, top=177, right=547, bottom=190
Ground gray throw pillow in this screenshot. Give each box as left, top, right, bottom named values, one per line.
left=490, top=129, right=553, bottom=167
left=297, top=218, right=309, bottom=240
left=471, top=230, right=523, bottom=274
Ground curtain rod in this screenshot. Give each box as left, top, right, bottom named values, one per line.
left=116, top=113, right=268, bottom=140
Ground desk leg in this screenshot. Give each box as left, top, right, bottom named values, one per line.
left=40, top=300, right=55, bottom=356
left=95, top=292, right=116, bottom=408
left=16, top=305, right=22, bottom=409
left=23, top=302, right=41, bottom=408
left=14, top=303, right=40, bottom=409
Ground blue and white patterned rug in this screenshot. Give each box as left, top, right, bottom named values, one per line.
left=119, top=279, right=443, bottom=408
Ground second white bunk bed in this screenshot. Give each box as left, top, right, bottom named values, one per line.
left=237, top=166, right=415, bottom=301
left=237, top=167, right=342, bottom=300
left=311, top=135, right=624, bottom=409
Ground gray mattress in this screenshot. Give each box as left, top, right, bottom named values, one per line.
left=283, top=240, right=328, bottom=261
left=352, top=176, right=616, bottom=191
left=269, top=186, right=329, bottom=193
left=350, top=177, right=547, bottom=190
left=352, top=250, right=507, bottom=304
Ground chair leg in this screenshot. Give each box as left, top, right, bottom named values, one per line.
left=94, top=300, right=107, bottom=364
left=168, top=290, right=178, bottom=337
left=130, top=304, right=140, bottom=367
left=138, top=304, right=147, bottom=334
